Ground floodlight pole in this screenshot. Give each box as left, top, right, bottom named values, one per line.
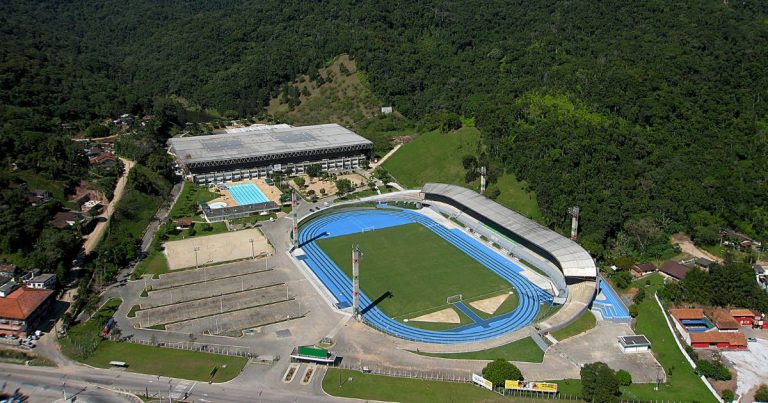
left=291, top=190, right=299, bottom=250
left=249, top=238, right=255, bottom=260
left=194, top=246, right=200, bottom=269
left=352, top=245, right=361, bottom=319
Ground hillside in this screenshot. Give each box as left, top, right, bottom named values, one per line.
left=2, top=0, right=768, bottom=258
left=384, top=127, right=541, bottom=220
left=267, top=54, right=380, bottom=127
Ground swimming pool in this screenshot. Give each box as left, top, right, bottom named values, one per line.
left=229, top=184, right=270, bottom=205
left=209, top=202, right=228, bottom=209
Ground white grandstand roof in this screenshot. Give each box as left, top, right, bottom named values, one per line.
left=422, top=183, right=597, bottom=278
left=169, top=123, right=372, bottom=166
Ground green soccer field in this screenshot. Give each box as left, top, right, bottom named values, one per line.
left=315, top=223, right=512, bottom=318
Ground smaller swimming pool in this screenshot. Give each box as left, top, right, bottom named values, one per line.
left=209, top=201, right=228, bottom=209
left=229, top=184, right=270, bottom=205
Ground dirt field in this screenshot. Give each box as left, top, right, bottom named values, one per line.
left=291, top=173, right=368, bottom=198
left=164, top=228, right=272, bottom=270
left=409, top=307, right=460, bottom=324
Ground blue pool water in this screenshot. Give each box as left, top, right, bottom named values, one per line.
left=229, top=184, right=269, bottom=205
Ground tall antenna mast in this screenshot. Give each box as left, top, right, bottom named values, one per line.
left=352, top=245, right=362, bottom=319
left=569, top=206, right=580, bottom=241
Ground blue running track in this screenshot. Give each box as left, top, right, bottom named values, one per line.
left=297, top=208, right=553, bottom=344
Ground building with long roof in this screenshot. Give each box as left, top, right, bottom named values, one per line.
left=168, top=124, right=373, bottom=183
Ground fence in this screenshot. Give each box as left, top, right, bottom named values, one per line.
left=336, top=361, right=472, bottom=383
left=125, top=337, right=258, bottom=359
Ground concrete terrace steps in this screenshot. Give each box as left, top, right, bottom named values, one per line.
left=136, top=284, right=289, bottom=327
left=152, top=266, right=274, bottom=290
left=297, top=208, right=551, bottom=343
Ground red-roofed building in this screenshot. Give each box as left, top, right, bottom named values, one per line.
left=0, top=287, right=55, bottom=337
left=670, top=308, right=704, bottom=322
left=710, top=309, right=740, bottom=332
left=730, top=309, right=759, bottom=327
left=631, top=263, right=657, bottom=278
left=690, top=331, right=747, bottom=350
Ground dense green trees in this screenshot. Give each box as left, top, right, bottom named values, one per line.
left=481, top=359, right=522, bottom=388
left=1, top=0, right=768, bottom=259
left=661, top=255, right=768, bottom=313
left=580, top=362, right=620, bottom=403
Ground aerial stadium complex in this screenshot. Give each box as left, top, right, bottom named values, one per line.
left=168, top=123, right=373, bottom=184
left=293, top=183, right=599, bottom=345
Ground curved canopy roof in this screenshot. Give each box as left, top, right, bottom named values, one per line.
left=422, top=183, right=597, bottom=278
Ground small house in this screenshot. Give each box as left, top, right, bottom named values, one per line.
left=24, top=273, right=56, bottom=290
left=710, top=309, right=740, bottom=332
left=175, top=218, right=194, bottom=229
left=631, top=263, right=657, bottom=278
left=730, top=309, right=759, bottom=327
left=51, top=211, right=83, bottom=230
left=0, top=264, right=19, bottom=281
left=618, top=335, right=651, bottom=353
left=659, top=261, right=691, bottom=281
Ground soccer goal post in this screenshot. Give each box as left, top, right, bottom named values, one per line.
left=362, top=226, right=376, bottom=233
left=446, top=294, right=463, bottom=304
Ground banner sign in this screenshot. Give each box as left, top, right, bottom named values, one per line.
left=472, top=373, right=493, bottom=390
left=504, top=380, right=558, bottom=393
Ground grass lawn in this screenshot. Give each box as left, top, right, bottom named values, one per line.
left=169, top=181, right=221, bottom=220
left=382, top=127, right=541, bottom=220
left=323, top=368, right=506, bottom=403
left=60, top=298, right=123, bottom=359
left=229, top=213, right=277, bottom=225
left=491, top=174, right=542, bottom=221
left=16, top=170, right=69, bottom=202
left=165, top=221, right=228, bottom=241
left=133, top=249, right=169, bottom=278
left=551, top=310, right=596, bottom=341
left=414, top=337, right=544, bottom=363
left=316, top=223, right=512, bottom=318
left=383, top=128, right=479, bottom=188
left=83, top=341, right=247, bottom=382
left=624, top=273, right=716, bottom=402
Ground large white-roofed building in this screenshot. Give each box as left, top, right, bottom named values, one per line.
left=169, top=124, right=373, bottom=183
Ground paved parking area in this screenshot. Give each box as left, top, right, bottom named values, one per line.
left=136, top=284, right=288, bottom=327
left=722, top=337, right=768, bottom=399
left=164, top=228, right=272, bottom=270
left=141, top=270, right=284, bottom=308
left=550, top=322, right=664, bottom=383
left=166, top=300, right=302, bottom=336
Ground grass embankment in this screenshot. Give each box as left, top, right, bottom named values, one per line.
left=323, top=368, right=506, bottom=403
left=316, top=223, right=511, bottom=319
left=382, top=127, right=541, bottom=219
left=134, top=250, right=170, bottom=278
left=551, top=310, right=596, bottom=341
left=169, top=181, right=220, bottom=220
left=415, top=337, right=544, bottom=363
left=164, top=221, right=228, bottom=241
left=83, top=341, right=246, bottom=382
left=61, top=298, right=247, bottom=382
left=0, top=349, right=55, bottom=367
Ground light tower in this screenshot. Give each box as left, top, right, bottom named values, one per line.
left=352, top=245, right=362, bottom=319
left=291, top=190, right=299, bottom=249
left=479, top=166, right=487, bottom=195
left=569, top=206, right=580, bottom=241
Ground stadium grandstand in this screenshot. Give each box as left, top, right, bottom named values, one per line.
left=420, top=183, right=598, bottom=333
left=168, top=124, right=373, bottom=183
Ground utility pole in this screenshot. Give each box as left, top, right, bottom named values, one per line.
left=249, top=238, right=255, bottom=260
left=291, top=190, right=299, bottom=250
left=479, top=166, right=486, bottom=195
left=194, top=246, right=200, bottom=269
left=352, top=245, right=362, bottom=319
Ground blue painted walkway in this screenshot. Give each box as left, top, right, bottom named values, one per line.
left=298, top=208, right=553, bottom=344
left=592, top=277, right=631, bottom=321
left=453, top=301, right=489, bottom=328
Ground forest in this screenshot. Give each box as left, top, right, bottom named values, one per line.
left=2, top=0, right=768, bottom=261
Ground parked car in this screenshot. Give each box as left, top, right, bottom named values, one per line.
left=747, top=337, right=758, bottom=343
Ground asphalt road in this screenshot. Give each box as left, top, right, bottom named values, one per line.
left=2, top=363, right=348, bottom=403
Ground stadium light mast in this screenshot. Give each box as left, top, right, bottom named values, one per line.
left=291, top=190, right=299, bottom=249
left=479, top=166, right=486, bottom=195
left=352, top=245, right=362, bottom=319
left=569, top=206, right=580, bottom=241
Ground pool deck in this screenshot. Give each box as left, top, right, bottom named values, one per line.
left=208, top=179, right=283, bottom=207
